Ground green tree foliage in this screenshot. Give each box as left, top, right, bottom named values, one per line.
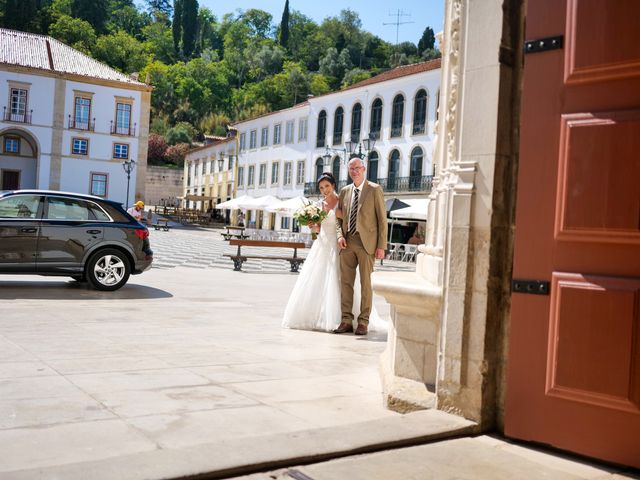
left=319, top=47, right=352, bottom=87
left=342, top=68, right=370, bottom=87
left=94, top=30, right=149, bottom=73
left=242, top=9, right=272, bottom=39
left=309, top=73, right=331, bottom=96
left=71, top=0, right=108, bottom=33
left=2, top=0, right=39, bottom=31
left=48, top=14, right=97, bottom=54
left=172, top=0, right=181, bottom=54
left=142, top=17, right=177, bottom=63
left=145, top=0, right=172, bottom=16
left=107, top=5, right=151, bottom=39
left=196, top=7, right=222, bottom=57
left=181, top=0, right=198, bottom=57
left=279, top=0, right=289, bottom=49
left=166, top=122, right=194, bottom=144
left=417, top=26, right=435, bottom=53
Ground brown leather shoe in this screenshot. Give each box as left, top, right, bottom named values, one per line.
left=355, top=324, right=368, bottom=336
left=333, top=322, right=354, bottom=334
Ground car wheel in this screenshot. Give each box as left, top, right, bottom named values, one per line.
left=86, top=249, right=131, bottom=291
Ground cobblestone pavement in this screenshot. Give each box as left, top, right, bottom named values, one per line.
left=149, top=227, right=418, bottom=273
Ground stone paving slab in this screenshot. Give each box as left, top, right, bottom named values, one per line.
left=233, top=436, right=640, bottom=480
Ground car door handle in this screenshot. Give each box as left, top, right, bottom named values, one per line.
left=87, top=229, right=102, bottom=235
left=20, top=227, right=38, bottom=233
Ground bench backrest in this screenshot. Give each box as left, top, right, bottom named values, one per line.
left=230, top=239, right=305, bottom=249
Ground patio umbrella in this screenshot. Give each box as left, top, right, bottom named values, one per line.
left=265, top=196, right=309, bottom=214
left=385, top=198, right=410, bottom=218
left=390, top=199, right=429, bottom=220
left=215, top=195, right=253, bottom=210
left=237, top=195, right=283, bottom=210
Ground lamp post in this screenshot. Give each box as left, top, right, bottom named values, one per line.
left=122, top=159, right=136, bottom=209
left=322, top=133, right=377, bottom=168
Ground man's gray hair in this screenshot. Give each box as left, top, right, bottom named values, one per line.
left=348, top=157, right=366, bottom=168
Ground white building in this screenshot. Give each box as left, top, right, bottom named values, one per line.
left=0, top=28, right=151, bottom=206
left=226, top=59, right=441, bottom=230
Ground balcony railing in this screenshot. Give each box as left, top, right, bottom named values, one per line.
left=3, top=107, right=32, bottom=124
left=110, top=121, right=136, bottom=136
left=412, top=122, right=426, bottom=135
left=304, top=175, right=433, bottom=196
left=390, top=125, right=403, bottom=138
left=68, top=115, right=95, bottom=131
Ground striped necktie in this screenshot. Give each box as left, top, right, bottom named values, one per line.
left=348, top=187, right=359, bottom=234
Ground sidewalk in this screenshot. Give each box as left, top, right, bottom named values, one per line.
left=233, top=435, right=640, bottom=480
left=0, top=266, right=472, bottom=479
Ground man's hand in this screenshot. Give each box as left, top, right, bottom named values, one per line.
left=375, top=248, right=385, bottom=260
left=338, top=238, right=347, bottom=249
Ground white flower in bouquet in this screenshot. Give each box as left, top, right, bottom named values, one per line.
left=293, top=202, right=327, bottom=240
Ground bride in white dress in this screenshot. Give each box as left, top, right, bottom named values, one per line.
left=282, top=172, right=386, bottom=333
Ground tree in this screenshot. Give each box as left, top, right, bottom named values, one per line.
left=417, top=26, right=435, bottom=53
left=242, top=9, right=272, bottom=39
left=309, top=73, right=331, bottom=96
left=172, top=0, right=182, bottom=54
left=166, top=124, right=193, bottom=145
left=143, top=19, right=177, bottom=63
left=147, top=133, right=169, bottom=163
left=145, top=0, right=172, bottom=16
left=165, top=143, right=190, bottom=165
left=287, top=11, right=321, bottom=70
left=196, top=7, right=222, bottom=57
left=252, top=44, right=284, bottom=79
left=319, top=47, right=352, bottom=86
left=107, top=5, right=151, bottom=39
left=2, top=0, right=39, bottom=32
left=278, top=0, right=289, bottom=49
left=94, top=31, right=149, bottom=73
left=181, top=0, right=198, bottom=57
left=48, top=14, right=97, bottom=54
left=71, top=0, right=108, bottom=32
left=342, top=68, right=370, bottom=87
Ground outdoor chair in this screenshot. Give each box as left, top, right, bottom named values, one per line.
left=401, top=244, right=418, bottom=262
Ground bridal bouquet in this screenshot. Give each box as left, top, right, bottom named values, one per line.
left=293, top=202, right=327, bottom=240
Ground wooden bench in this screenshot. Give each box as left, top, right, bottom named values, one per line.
left=224, top=239, right=306, bottom=272
left=152, top=219, right=171, bottom=231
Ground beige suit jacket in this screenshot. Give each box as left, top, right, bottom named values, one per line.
left=336, top=181, right=388, bottom=255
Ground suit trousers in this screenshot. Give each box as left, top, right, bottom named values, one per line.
left=340, top=232, right=375, bottom=326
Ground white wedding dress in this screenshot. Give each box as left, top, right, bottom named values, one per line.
left=282, top=203, right=387, bottom=333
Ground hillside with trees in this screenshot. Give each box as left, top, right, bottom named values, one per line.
left=0, top=0, right=440, bottom=165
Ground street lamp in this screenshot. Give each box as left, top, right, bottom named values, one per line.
left=122, top=159, right=136, bottom=209
left=323, top=133, right=377, bottom=167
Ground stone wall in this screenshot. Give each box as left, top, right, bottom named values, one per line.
left=145, top=165, right=184, bottom=206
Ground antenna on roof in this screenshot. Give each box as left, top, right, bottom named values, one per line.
left=383, top=9, right=414, bottom=46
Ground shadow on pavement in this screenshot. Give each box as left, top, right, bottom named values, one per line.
left=0, top=279, right=173, bottom=300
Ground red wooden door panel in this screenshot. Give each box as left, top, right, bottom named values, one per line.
left=505, top=0, right=640, bottom=467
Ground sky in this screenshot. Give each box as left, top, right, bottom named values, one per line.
left=198, top=0, right=445, bottom=46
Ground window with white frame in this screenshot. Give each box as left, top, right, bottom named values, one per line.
left=296, top=160, right=305, bottom=184
left=8, top=87, right=29, bottom=122
left=238, top=166, right=245, bottom=186
left=90, top=173, right=108, bottom=197
left=273, top=123, right=282, bottom=145
left=281, top=217, right=291, bottom=229
left=261, top=127, right=269, bottom=147
left=271, top=162, right=279, bottom=185
left=249, top=130, right=257, bottom=149
left=71, top=138, right=88, bottom=155
left=113, top=143, right=129, bottom=159
left=115, top=102, right=132, bottom=135
left=73, top=96, right=92, bottom=130
left=240, top=132, right=246, bottom=151
left=298, top=118, right=307, bottom=141
left=259, top=164, right=267, bottom=185
left=248, top=165, right=255, bottom=186
left=285, top=120, right=295, bottom=143
left=4, top=136, right=20, bottom=154
left=283, top=162, right=292, bottom=185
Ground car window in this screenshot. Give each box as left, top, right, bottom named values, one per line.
left=88, top=203, right=110, bottom=221
left=46, top=197, right=97, bottom=221
left=0, top=195, right=41, bottom=219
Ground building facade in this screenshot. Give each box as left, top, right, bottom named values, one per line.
left=0, top=29, right=151, bottom=206
left=225, top=60, right=440, bottom=230
left=183, top=137, right=237, bottom=221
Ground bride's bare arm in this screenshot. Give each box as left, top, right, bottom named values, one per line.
left=335, top=207, right=343, bottom=219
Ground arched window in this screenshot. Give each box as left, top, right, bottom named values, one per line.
left=315, top=158, right=324, bottom=183
left=435, top=89, right=440, bottom=121
left=388, top=149, right=400, bottom=191
left=351, top=103, right=362, bottom=142
left=367, top=151, right=379, bottom=182
left=370, top=98, right=383, bottom=139
left=412, top=89, right=427, bottom=135
left=410, top=146, right=424, bottom=190
left=333, top=107, right=344, bottom=145
left=316, top=110, right=327, bottom=148
left=332, top=156, right=341, bottom=182
left=391, top=94, right=404, bottom=138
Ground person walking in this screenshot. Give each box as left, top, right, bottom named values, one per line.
left=127, top=200, right=145, bottom=222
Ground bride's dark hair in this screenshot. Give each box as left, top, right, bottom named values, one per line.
left=317, top=171, right=336, bottom=187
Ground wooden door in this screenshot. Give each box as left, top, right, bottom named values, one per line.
left=505, top=0, right=640, bottom=467
left=1, top=170, right=20, bottom=190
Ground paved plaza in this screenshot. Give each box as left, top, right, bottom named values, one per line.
left=0, top=228, right=636, bottom=479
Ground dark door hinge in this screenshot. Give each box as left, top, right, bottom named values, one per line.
left=512, top=279, right=550, bottom=295
left=524, top=35, right=563, bottom=54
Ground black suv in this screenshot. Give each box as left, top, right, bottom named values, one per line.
left=0, top=190, right=153, bottom=291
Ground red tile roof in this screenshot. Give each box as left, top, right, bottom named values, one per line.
left=339, top=58, right=441, bottom=93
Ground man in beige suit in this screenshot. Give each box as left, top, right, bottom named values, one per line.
left=335, top=157, right=388, bottom=335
